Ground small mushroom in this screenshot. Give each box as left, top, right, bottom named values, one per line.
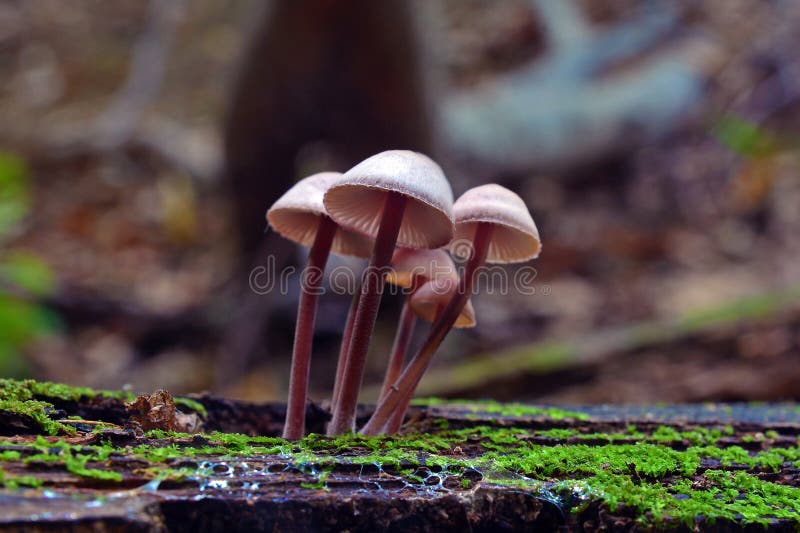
left=323, top=150, right=454, bottom=435
left=384, top=248, right=455, bottom=289
left=449, top=184, right=541, bottom=264
left=381, top=275, right=476, bottom=434
left=268, top=173, right=372, bottom=259
left=361, top=184, right=539, bottom=435
left=409, top=277, right=476, bottom=329
left=267, top=172, right=371, bottom=439
left=378, top=248, right=457, bottom=403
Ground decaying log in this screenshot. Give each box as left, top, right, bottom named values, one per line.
left=1, top=380, right=799, bottom=531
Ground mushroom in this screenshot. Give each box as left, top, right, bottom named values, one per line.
left=378, top=248, right=458, bottom=403
left=361, top=184, right=539, bottom=435
left=408, top=277, right=476, bottom=329
left=380, top=275, right=476, bottom=434
left=267, top=172, right=371, bottom=439
left=323, top=150, right=454, bottom=435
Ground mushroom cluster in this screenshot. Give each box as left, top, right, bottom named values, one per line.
left=266, top=150, right=540, bottom=438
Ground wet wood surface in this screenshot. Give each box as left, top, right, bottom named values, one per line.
left=1, top=389, right=799, bottom=532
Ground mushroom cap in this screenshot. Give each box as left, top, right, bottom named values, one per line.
left=451, top=184, right=540, bottom=264
left=323, top=150, right=455, bottom=249
left=410, top=277, right=476, bottom=329
left=267, top=172, right=372, bottom=258
left=386, top=248, right=456, bottom=289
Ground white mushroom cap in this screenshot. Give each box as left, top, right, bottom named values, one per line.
left=451, top=184, right=540, bottom=264
left=267, top=172, right=372, bottom=258
left=385, top=248, right=456, bottom=289
left=410, top=277, right=476, bottom=329
left=323, top=150, right=455, bottom=249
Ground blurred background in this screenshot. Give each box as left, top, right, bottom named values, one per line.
left=1, top=0, right=799, bottom=405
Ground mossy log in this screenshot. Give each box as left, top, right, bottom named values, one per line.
left=1, top=380, right=800, bottom=531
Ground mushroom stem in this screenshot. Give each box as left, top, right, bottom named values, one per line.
left=381, top=302, right=443, bottom=434
left=382, top=379, right=413, bottom=434
left=282, top=215, right=337, bottom=440
left=361, top=223, right=493, bottom=436
left=328, top=192, right=407, bottom=435
left=378, top=297, right=417, bottom=402
left=330, top=288, right=359, bottom=409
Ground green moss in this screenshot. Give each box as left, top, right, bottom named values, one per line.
left=650, top=425, right=730, bottom=445
left=676, top=288, right=800, bottom=332
left=696, top=444, right=800, bottom=471
left=531, top=428, right=580, bottom=439
left=300, top=469, right=330, bottom=490
left=173, top=397, right=208, bottom=418
left=484, top=442, right=697, bottom=479
left=0, top=450, right=21, bottom=461
left=1, top=380, right=799, bottom=528
left=1, top=426, right=799, bottom=527
left=0, top=379, right=206, bottom=435
left=284, top=429, right=800, bottom=526
left=10, top=436, right=121, bottom=482
left=411, top=398, right=589, bottom=421
left=65, top=454, right=122, bottom=481
left=0, top=467, right=43, bottom=489
left=0, top=398, right=74, bottom=435
left=583, top=469, right=800, bottom=527
left=131, top=431, right=288, bottom=461
left=0, top=378, right=132, bottom=436
left=0, top=378, right=134, bottom=403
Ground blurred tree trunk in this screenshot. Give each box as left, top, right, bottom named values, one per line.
left=223, top=0, right=432, bottom=259
left=218, top=0, right=433, bottom=388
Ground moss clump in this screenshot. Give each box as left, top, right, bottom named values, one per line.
left=173, top=397, right=208, bottom=418
left=581, top=470, right=800, bottom=527
left=0, top=379, right=206, bottom=435
left=21, top=436, right=121, bottom=482
left=0, top=467, right=43, bottom=489
left=482, top=442, right=698, bottom=479
left=649, top=425, right=733, bottom=445
left=0, top=378, right=134, bottom=403
left=0, top=378, right=131, bottom=436
left=131, top=432, right=286, bottom=462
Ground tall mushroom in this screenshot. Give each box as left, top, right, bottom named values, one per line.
left=381, top=275, right=476, bottom=434
left=361, top=184, right=540, bottom=435
left=330, top=289, right=358, bottom=409
left=267, top=172, right=372, bottom=439
left=324, top=150, right=454, bottom=435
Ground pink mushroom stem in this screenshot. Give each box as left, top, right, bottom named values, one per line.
left=361, top=223, right=493, bottom=435
left=283, top=215, right=338, bottom=439
left=381, top=383, right=412, bottom=434
left=331, top=288, right=359, bottom=408
left=328, top=192, right=407, bottom=435
left=378, top=296, right=417, bottom=402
